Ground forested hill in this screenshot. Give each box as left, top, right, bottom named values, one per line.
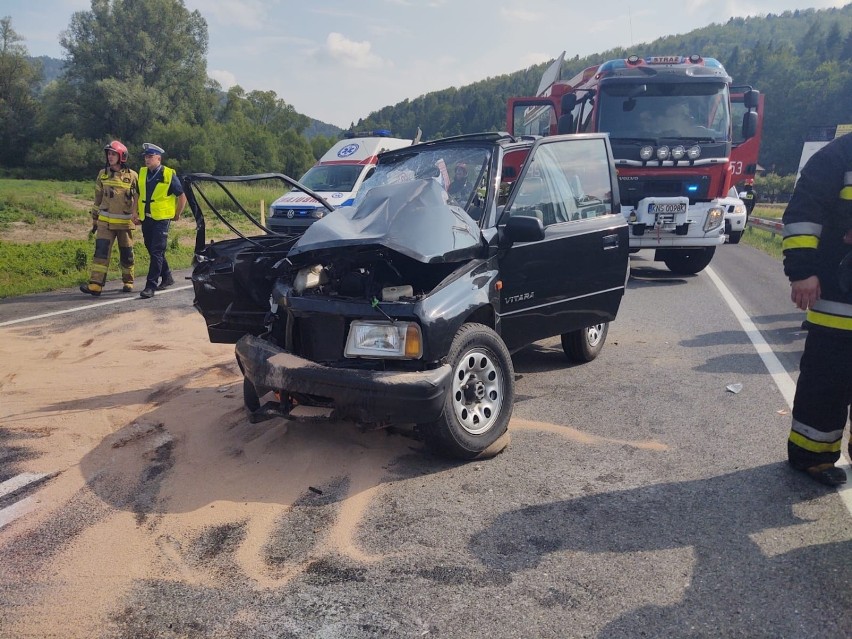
left=355, top=4, right=852, bottom=175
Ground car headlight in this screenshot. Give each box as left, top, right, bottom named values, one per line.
left=656, top=146, right=670, bottom=161
left=687, top=145, right=701, bottom=160
left=671, top=145, right=686, bottom=160
left=639, top=145, right=654, bottom=161
left=310, top=209, right=326, bottom=219
left=733, top=203, right=746, bottom=215
left=704, top=206, right=724, bottom=231
left=345, top=320, right=422, bottom=359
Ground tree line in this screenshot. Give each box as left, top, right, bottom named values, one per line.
left=356, top=5, right=852, bottom=177
left=0, top=0, right=342, bottom=180
left=1, top=2, right=851, bottom=181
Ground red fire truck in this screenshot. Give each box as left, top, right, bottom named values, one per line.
left=507, top=53, right=762, bottom=273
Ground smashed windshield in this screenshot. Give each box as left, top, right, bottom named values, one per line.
left=353, top=145, right=492, bottom=213
left=299, top=164, right=363, bottom=192
left=598, top=82, right=731, bottom=142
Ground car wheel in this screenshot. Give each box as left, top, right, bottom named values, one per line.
left=562, top=322, right=609, bottom=363
left=728, top=230, right=742, bottom=244
left=420, top=323, right=514, bottom=460
left=662, top=246, right=715, bottom=275
left=243, top=377, right=261, bottom=412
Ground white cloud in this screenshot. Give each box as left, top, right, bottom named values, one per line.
left=322, top=32, right=388, bottom=69
left=209, top=69, right=237, bottom=89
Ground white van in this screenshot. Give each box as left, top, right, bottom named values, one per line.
left=267, top=131, right=413, bottom=234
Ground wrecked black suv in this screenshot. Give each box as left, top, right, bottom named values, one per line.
left=187, top=132, right=629, bottom=459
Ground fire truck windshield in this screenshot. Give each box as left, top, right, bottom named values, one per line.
left=597, top=82, right=731, bottom=143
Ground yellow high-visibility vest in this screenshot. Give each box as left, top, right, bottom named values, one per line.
left=138, top=165, right=177, bottom=221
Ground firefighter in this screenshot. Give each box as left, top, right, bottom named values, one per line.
left=80, top=141, right=139, bottom=296
left=782, top=132, right=852, bottom=486
left=137, top=143, right=186, bottom=299
left=740, top=179, right=757, bottom=217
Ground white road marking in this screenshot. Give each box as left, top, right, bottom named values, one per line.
left=0, top=285, right=193, bottom=328
left=0, top=472, right=49, bottom=500
left=0, top=495, right=37, bottom=530
left=706, top=266, right=852, bottom=513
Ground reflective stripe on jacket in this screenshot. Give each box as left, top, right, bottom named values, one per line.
left=782, top=133, right=852, bottom=333
left=94, top=168, right=137, bottom=228
left=138, top=165, right=177, bottom=221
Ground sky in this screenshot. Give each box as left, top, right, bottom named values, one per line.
left=5, top=0, right=850, bottom=129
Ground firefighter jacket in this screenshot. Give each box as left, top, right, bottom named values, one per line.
left=92, top=167, right=138, bottom=229
left=138, top=165, right=178, bottom=221
left=782, top=133, right=852, bottom=332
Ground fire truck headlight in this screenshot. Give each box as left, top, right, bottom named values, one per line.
left=639, top=146, right=654, bottom=161
left=656, top=146, right=670, bottom=161
left=687, top=145, right=701, bottom=160
left=671, top=145, right=686, bottom=160
left=704, top=206, right=724, bottom=232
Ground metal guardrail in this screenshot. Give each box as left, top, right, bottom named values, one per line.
left=747, top=215, right=784, bottom=237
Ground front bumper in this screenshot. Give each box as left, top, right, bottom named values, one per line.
left=235, top=334, right=452, bottom=424
left=628, top=230, right=724, bottom=248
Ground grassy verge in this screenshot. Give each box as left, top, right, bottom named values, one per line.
left=0, top=179, right=92, bottom=227
left=737, top=204, right=785, bottom=259
left=0, top=177, right=288, bottom=298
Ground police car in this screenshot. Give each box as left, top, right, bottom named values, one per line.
left=267, top=131, right=413, bottom=234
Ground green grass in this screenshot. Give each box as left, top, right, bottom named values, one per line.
left=740, top=225, right=784, bottom=259
left=0, top=237, right=197, bottom=298
left=0, top=177, right=285, bottom=298
left=738, top=204, right=785, bottom=259
left=0, top=179, right=92, bottom=227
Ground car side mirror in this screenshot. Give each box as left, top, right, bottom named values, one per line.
left=503, top=214, right=545, bottom=244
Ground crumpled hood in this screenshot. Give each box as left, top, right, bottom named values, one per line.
left=288, top=178, right=482, bottom=264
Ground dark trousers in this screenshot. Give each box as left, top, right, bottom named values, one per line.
left=141, top=217, right=172, bottom=290
left=788, top=328, right=852, bottom=468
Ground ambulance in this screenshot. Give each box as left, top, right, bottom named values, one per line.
left=267, top=131, right=414, bottom=234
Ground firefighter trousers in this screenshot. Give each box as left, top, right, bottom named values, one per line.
left=788, top=327, right=852, bottom=469
left=87, top=222, right=134, bottom=291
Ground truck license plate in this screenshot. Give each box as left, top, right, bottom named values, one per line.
left=649, top=203, right=687, bottom=214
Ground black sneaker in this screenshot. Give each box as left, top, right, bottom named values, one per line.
left=140, top=287, right=156, bottom=299
left=80, top=284, right=101, bottom=297
left=157, top=274, right=175, bottom=290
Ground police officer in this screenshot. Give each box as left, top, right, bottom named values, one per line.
left=782, top=132, right=852, bottom=486
left=137, top=143, right=186, bottom=299
left=740, top=179, right=756, bottom=217
left=80, top=141, right=139, bottom=296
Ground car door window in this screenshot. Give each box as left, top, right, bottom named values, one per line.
left=537, top=138, right=615, bottom=221
left=504, top=146, right=576, bottom=227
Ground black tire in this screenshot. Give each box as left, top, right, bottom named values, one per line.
left=243, top=377, right=261, bottom=412
left=662, top=246, right=716, bottom=275
left=419, top=323, right=514, bottom=460
left=562, top=322, right=609, bottom=363
left=727, top=230, right=742, bottom=244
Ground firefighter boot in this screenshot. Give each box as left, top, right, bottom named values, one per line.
left=80, top=283, right=102, bottom=297
left=122, top=283, right=133, bottom=293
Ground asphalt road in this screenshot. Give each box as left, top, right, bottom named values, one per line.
left=0, top=244, right=850, bottom=638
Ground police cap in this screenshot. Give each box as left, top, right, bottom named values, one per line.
left=141, top=143, right=165, bottom=156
